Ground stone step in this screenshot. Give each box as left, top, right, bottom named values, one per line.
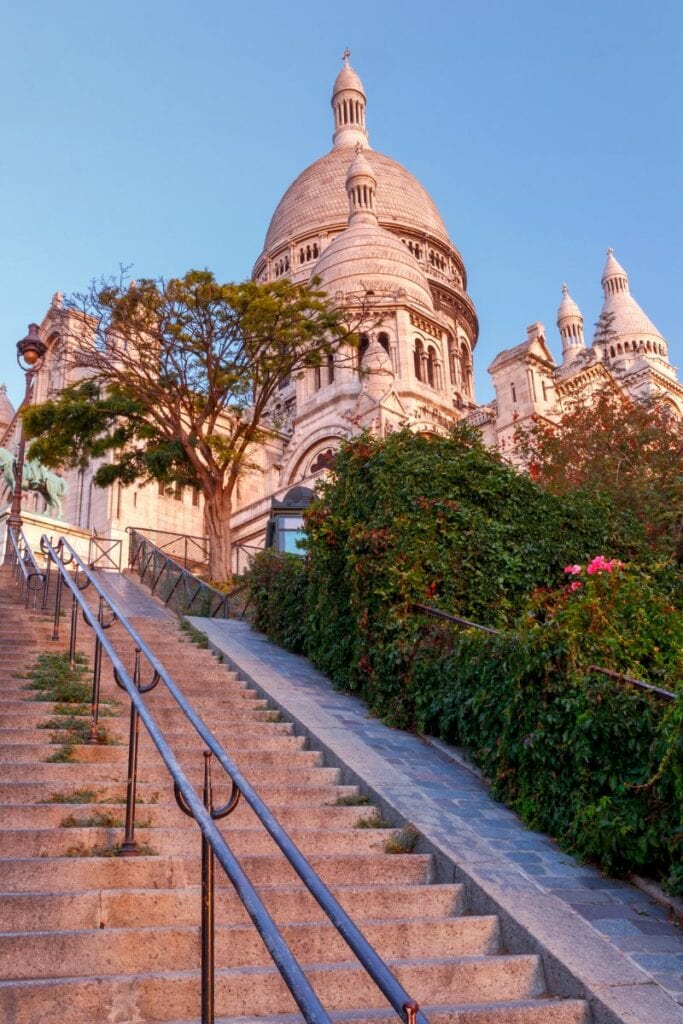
left=1, top=851, right=435, bottom=892
left=0, top=825, right=402, bottom=858
left=0, top=955, right=546, bottom=1023
left=0, top=781, right=360, bottom=807
left=0, top=721, right=297, bottom=744
left=0, top=742, right=317, bottom=766
left=1, top=882, right=464, bottom=931
left=0, top=916, right=502, bottom=979
left=0, top=801, right=378, bottom=830
left=0, top=761, right=341, bottom=785
left=165, top=1003, right=589, bottom=1024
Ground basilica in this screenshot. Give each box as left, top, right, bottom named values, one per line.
left=1, top=55, right=680, bottom=565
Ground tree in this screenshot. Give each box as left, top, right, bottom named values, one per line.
left=24, top=270, right=362, bottom=581
left=514, top=390, right=683, bottom=562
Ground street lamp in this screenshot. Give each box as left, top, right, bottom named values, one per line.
left=4, top=324, right=47, bottom=556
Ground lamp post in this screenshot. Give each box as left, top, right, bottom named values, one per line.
left=4, top=324, right=47, bottom=557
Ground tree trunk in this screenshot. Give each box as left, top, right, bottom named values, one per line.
left=203, top=486, right=233, bottom=583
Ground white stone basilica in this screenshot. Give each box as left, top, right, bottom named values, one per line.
left=1, top=54, right=680, bottom=564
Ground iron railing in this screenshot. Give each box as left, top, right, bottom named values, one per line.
left=411, top=602, right=677, bottom=702
left=127, top=527, right=234, bottom=618
left=88, top=535, right=123, bottom=572
left=6, top=527, right=48, bottom=609
left=128, top=526, right=209, bottom=572
left=24, top=531, right=426, bottom=1024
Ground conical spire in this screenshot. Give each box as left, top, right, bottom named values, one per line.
left=601, top=247, right=629, bottom=297
left=346, top=144, right=378, bottom=224
left=594, top=249, right=668, bottom=362
left=557, top=284, right=586, bottom=365
left=331, top=50, right=369, bottom=150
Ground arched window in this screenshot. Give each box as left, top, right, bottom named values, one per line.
left=459, top=343, right=471, bottom=395
left=510, top=382, right=517, bottom=404
left=327, top=352, right=335, bottom=385
left=313, top=365, right=322, bottom=390
left=414, top=339, right=424, bottom=381
left=358, top=333, right=370, bottom=368
left=447, top=334, right=457, bottom=385
left=426, top=346, right=437, bottom=388
left=377, top=332, right=390, bottom=355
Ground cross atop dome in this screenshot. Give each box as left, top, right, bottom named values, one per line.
left=342, top=48, right=351, bottom=64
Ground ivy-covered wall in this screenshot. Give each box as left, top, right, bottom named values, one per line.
left=246, top=428, right=682, bottom=893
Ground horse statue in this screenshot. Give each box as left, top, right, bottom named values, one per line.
left=0, top=448, right=15, bottom=494
left=23, top=460, right=67, bottom=519
left=0, top=447, right=67, bottom=519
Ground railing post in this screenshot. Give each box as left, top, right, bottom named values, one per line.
left=119, top=650, right=142, bottom=856
left=42, top=554, right=51, bottom=611
left=51, top=568, right=64, bottom=642
left=201, top=751, right=215, bottom=1024
left=88, top=596, right=105, bottom=742
left=68, top=593, right=79, bottom=667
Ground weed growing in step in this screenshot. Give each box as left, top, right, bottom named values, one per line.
left=330, top=793, right=371, bottom=807
left=180, top=619, right=209, bottom=648
left=25, top=652, right=91, bottom=704
left=65, top=841, right=158, bottom=857
left=384, top=824, right=420, bottom=854
left=45, top=789, right=100, bottom=804
left=354, top=813, right=393, bottom=829
left=61, top=810, right=124, bottom=828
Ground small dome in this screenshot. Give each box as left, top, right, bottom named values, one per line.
left=332, top=61, right=365, bottom=98
left=557, top=283, right=582, bottom=323
left=313, top=219, right=434, bottom=311
left=346, top=147, right=375, bottom=183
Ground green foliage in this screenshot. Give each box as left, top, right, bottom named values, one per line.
left=24, top=269, right=362, bottom=581
left=514, top=390, right=683, bottom=562
left=45, top=789, right=100, bottom=804
left=248, top=427, right=682, bottom=892
left=27, top=652, right=92, bottom=705
left=303, top=427, right=621, bottom=722
left=245, top=549, right=309, bottom=652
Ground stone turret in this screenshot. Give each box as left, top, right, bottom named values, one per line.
left=331, top=50, right=368, bottom=150
left=557, top=284, right=586, bottom=365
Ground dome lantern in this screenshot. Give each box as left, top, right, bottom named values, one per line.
left=331, top=49, right=368, bottom=151
left=346, top=144, right=377, bottom=224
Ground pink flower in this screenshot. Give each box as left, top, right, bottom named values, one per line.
left=564, top=564, right=582, bottom=575
left=586, top=555, right=625, bottom=575
left=569, top=580, right=582, bottom=592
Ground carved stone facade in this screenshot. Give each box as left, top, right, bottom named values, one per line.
left=476, top=250, right=681, bottom=457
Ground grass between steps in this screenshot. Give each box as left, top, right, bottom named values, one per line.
left=384, top=824, right=420, bottom=854
left=353, top=812, right=393, bottom=829
left=329, top=793, right=371, bottom=807
left=44, top=788, right=161, bottom=805
left=180, top=619, right=209, bottom=648
left=20, top=652, right=121, bottom=762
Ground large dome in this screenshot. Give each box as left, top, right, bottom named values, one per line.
left=263, top=146, right=451, bottom=253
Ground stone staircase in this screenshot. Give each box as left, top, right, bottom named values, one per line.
left=0, top=565, right=591, bottom=1024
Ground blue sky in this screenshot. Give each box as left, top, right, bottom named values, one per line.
left=1, top=0, right=681, bottom=407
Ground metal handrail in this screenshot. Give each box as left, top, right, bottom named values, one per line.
left=127, top=527, right=231, bottom=618
left=6, top=527, right=48, bottom=608
left=44, top=533, right=427, bottom=1024
left=412, top=602, right=677, bottom=702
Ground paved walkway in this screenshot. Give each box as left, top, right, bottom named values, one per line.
left=188, top=616, right=683, bottom=1024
